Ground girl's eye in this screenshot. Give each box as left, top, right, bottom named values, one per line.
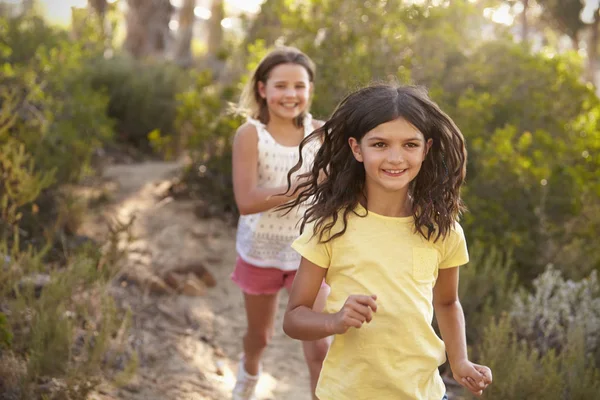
left=405, top=143, right=419, bottom=148
left=373, top=142, right=386, bottom=148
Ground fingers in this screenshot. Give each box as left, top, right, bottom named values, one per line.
left=337, top=309, right=368, bottom=331
left=347, top=302, right=374, bottom=323
left=474, top=364, right=493, bottom=384
left=461, top=376, right=483, bottom=395
left=336, top=294, right=378, bottom=333
left=350, top=294, right=378, bottom=313
left=345, top=311, right=368, bottom=328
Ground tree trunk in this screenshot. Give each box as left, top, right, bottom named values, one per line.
left=222, top=0, right=283, bottom=82
left=124, top=0, right=174, bottom=59
left=172, top=0, right=196, bottom=67
left=200, top=0, right=226, bottom=78
left=21, top=0, right=35, bottom=15
left=521, top=0, right=529, bottom=45
left=88, top=0, right=107, bottom=19
left=571, top=32, right=580, bottom=50
left=207, top=0, right=224, bottom=58
left=587, top=9, right=599, bottom=85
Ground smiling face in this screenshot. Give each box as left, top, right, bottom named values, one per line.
left=258, top=63, right=312, bottom=122
left=349, top=117, right=433, bottom=197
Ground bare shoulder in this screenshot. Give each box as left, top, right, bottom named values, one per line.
left=235, top=121, right=259, bottom=139
left=233, top=122, right=260, bottom=148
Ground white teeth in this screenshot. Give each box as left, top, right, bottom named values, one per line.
left=385, top=169, right=405, bottom=174
left=282, top=103, right=298, bottom=108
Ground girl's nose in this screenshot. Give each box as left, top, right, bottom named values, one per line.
left=388, top=149, right=404, bottom=164
left=284, top=87, right=296, bottom=97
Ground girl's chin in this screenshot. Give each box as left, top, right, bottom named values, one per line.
left=274, top=105, right=306, bottom=115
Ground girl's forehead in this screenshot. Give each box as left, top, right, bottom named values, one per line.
left=267, top=63, right=311, bottom=82
left=365, top=118, right=424, bottom=139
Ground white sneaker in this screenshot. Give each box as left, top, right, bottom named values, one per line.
left=232, top=357, right=260, bottom=400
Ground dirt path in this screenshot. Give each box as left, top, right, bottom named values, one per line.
left=81, top=161, right=312, bottom=400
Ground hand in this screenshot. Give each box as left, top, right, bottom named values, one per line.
left=330, top=294, right=377, bottom=334
left=451, top=359, right=492, bottom=396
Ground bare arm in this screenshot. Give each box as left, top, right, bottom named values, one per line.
left=433, top=267, right=468, bottom=366
left=434, top=267, right=492, bottom=395
left=283, top=257, right=377, bottom=341
left=232, top=123, right=298, bottom=215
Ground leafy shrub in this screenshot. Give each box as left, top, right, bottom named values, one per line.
left=0, top=14, right=133, bottom=397
left=470, top=266, right=600, bottom=399
left=0, top=144, right=133, bottom=398
left=90, top=55, right=191, bottom=152
left=1, top=14, right=113, bottom=251
left=458, top=242, right=519, bottom=345
left=511, top=266, right=600, bottom=360
left=171, top=71, right=244, bottom=217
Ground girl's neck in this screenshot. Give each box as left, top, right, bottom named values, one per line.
left=267, top=112, right=301, bottom=131
left=362, top=185, right=412, bottom=218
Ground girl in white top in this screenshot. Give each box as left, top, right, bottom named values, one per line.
left=230, top=46, right=329, bottom=400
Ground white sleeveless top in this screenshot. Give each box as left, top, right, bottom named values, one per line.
left=236, top=114, right=319, bottom=271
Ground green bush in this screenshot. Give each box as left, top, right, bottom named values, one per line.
left=0, top=14, right=133, bottom=397
left=0, top=14, right=67, bottom=65
left=1, top=15, right=113, bottom=185
left=90, top=55, right=191, bottom=152
left=458, top=242, right=519, bottom=346
left=474, top=316, right=600, bottom=400
left=172, top=71, right=244, bottom=217
left=0, top=137, right=133, bottom=398
left=0, top=312, right=13, bottom=349
left=469, top=267, right=600, bottom=399
left=1, top=14, right=113, bottom=251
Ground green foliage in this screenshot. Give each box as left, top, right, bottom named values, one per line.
left=89, top=55, right=191, bottom=151
left=0, top=13, right=133, bottom=397
left=1, top=15, right=113, bottom=184
left=1, top=14, right=113, bottom=250
left=471, top=267, right=600, bottom=399
left=231, top=0, right=600, bottom=282
left=0, top=312, right=13, bottom=349
left=175, top=71, right=244, bottom=216
left=475, top=316, right=600, bottom=400
left=0, top=14, right=67, bottom=65
left=0, top=139, right=55, bottom=243
left=458, top=242, right=519, bottom=345
left=451, top=43, right=600, bottom=280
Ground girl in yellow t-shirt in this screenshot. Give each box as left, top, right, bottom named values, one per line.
left=279, top=84, right=493, bottom=400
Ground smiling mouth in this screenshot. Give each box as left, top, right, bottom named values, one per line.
left=281, top=102, right=299, bottom=109
left=382, top=169, right=407, bottom=176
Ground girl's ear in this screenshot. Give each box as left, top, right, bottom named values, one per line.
left=258, top=81, right=267, bottom=99
left=425, top=138, right=433, bottom=156
left=348, top=137, right=363, bottom=162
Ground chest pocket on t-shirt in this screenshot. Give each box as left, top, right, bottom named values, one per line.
left=412, top=248, right=439, bottom=284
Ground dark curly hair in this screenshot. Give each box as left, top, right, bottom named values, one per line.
left=279, top=83, right=467, bottom=243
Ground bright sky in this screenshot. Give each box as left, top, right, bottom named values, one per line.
left=39, top=0, right=264, bottom=24
left=38, top=0, right=598, bottom=28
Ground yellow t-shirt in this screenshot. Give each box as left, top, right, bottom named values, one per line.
left=291, top=204, right=469, bottom=400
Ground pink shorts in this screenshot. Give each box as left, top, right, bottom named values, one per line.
left=231, top=256, right=327, bottom=295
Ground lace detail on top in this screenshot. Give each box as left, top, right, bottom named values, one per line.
left=236, top=114, right=318, bottom=270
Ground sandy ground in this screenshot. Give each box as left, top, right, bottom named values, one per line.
left=80, top=161, right=313, bottom=400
